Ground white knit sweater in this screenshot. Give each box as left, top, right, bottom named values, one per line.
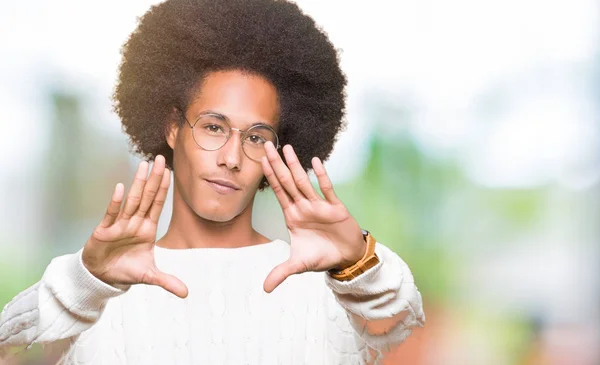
left=0, top=240, right=425, bottom=364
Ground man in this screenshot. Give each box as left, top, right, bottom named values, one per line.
left=0, top=0, right=425, bottom=364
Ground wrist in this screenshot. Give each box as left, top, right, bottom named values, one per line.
left=328, top=230, right=379, bottom=281
left=333, top=240, right=367, bottom=271
left=82, top=244, right=102, bottom=279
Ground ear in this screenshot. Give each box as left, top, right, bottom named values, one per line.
left=165, top=107, right=181, bottom=150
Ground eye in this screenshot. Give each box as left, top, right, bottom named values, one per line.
left=246, top=134, right=267, bottom=145
left=204, top=124, right=226, bottom=134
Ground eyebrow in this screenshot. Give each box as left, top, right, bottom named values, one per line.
left=195, top=110, right=275, bottom=129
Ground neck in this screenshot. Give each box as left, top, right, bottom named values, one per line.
left=158, top=183, right=270, bottom=249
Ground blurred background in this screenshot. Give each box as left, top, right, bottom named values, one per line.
left=1, top=0, right=599, bottom=364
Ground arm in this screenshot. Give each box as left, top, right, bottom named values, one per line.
left=2, top=155, right=184, bottom=359
left=0, top=249, right=127, bottom=356
left=325, top=242, right=425, bottom=363
left=258, top=144, right=424, bottom=363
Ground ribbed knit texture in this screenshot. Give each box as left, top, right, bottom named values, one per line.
left=0, top=240, right=425, bottom=364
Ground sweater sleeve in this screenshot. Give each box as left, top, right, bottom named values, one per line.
left=324, top=242, right=425, bottom=363
left=0, top=249, right=128, bottom=357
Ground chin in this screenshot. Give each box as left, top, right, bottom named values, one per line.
left=199, top=210, right=238, bottom=223
left=192, top=197, right=245, bottom=223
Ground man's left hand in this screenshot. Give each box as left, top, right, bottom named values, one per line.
left=261, top=142, right=366, bottom=293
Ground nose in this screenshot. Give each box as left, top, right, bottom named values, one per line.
left=216, top=129, right=244, bottom=170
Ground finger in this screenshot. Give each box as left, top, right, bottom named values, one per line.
left=261, top=156, right=292, bottom=210
left=263, top=259, right=307, bottom=293
left=99, top=183, right=124, bottom=228
left=148, top=167, right=171, bottom=224
left=265, top=142, right=304, bottom=202
left=283, top=145, right=319, bottom=201
left=142, top=268, right=189, bottom=298
left=311, top=157, right=341, bottom=204
left=121, top=161, right=149, bottom=219
left=136, top=155, right=166, bottom=218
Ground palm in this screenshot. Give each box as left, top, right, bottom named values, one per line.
left=82, top=155, right=188, bottom=298
left=261, top=143, right=365, bottom=293
left=284, top=200, right=350, bottom=268
left=90, top=218, right=157, bottom=282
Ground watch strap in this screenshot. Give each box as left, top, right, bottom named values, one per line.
left=328, top=230, right=379, bottom=282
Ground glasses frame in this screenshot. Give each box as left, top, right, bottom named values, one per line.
left=178, top=110, right=280, bottom=162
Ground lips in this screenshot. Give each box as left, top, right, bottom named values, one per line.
left=204, top=178, right=241, bottom=192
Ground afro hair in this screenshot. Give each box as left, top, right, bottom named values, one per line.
left=112, top=0, right=347, bottom=189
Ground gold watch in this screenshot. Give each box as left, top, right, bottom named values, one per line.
left=328, top=230, right=380, bottom=281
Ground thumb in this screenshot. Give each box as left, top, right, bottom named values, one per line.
left=143, top=268, right=189, bottom=298
left=263, top=259, right=306, bottom=293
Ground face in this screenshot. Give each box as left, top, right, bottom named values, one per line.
left=166, top=70, right=279, bottom=222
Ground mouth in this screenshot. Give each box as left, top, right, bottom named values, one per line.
left=204, top=178, right=241, bottom=194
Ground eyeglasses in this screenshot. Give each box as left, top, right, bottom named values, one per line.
left=179, top=111, right=280, bottom=162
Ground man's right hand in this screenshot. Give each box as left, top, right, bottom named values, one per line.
left=82, top=155, right=188, bottom=298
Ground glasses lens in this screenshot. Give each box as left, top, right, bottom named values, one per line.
left=242, top=126, right=278, bottom=161
left=192, top=115, right=230, bottom=150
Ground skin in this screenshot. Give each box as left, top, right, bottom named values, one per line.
left=161, top=70, right=280, bottom=249
left=82, top=70, right=367, bottom=297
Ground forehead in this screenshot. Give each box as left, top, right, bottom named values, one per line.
left=187, top=70, right=279, bottom=130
